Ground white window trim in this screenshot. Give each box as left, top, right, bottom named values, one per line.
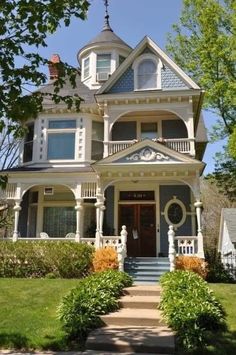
left=132, top=53, right=162, bottom=91
left=164, top=196, right=187, bottom=228
left=46, top=119, right=77, bottom=161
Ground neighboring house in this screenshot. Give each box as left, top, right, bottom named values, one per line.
left=1, top=7, right=207, bottom=259
left=218, top=209, right=236, bottom=256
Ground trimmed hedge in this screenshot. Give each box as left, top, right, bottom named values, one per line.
left=57, top=270, right=133, bottom=339
left=0, top=241, right=94, bottom=278
left=159, top=270, right=226, bottom=350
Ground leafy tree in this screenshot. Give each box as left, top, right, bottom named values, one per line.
left=228, top=126, right=236, bottom=159
left=0, top=0, right=90, bottom=134
left=166, top=0, right=235, bottom=138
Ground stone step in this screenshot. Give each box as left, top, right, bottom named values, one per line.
left=100, top=308, right=165, bottom=326
left=124, top=285, right=161, bottom=296
left=86, top=325, right=175, bottom=354
left=119, top=294, right=160, bottom=309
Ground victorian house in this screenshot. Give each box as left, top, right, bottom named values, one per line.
left=1, top=7, right=207, bottom=261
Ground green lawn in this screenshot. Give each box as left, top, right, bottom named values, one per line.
left=0, top=278, right=80, bottom=350
left=182, top=283, right=236, bottom=355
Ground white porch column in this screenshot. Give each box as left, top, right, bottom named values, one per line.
left=75, top=198, right=83, bottom=243
left=194, top=200, right=204, bottom=259
left=95, top=193, right=106, bottom=248
left=168, top=225, right=176, bottom=271
left=12, top=200, right=22, bottom=242
left=103, top=115, right=109, bottom=158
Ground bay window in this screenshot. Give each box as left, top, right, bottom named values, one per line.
left=47, top=119, right=76, bottom=160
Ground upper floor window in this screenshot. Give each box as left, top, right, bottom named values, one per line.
left=96, top=54, right=111, bottom=81
left=137, top=59, right=157, bottom=90
left=133, top=53, right=162, bottom=91
left=47, top=120, right=76, bottom=160
left=119, top=55, right=126, bottom=66
left=91, top=121, right=104, bottom=160
left=23, top=123, right=34, bottom=163
left=83, top=57, right=90, bottom=79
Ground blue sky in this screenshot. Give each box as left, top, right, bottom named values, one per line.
left=39, top=0, right=224, bottom=173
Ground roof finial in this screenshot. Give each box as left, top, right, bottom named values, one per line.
left=103, top=0, right=112, bottom=31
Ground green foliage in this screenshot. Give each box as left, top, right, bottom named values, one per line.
left=58, top=270, right=133, bottom=339
left=159, top=270, right=226, bottom=350
left=228, top=127, right=236, bottom=159
left=205, top=249, right=234, bottom=283
left=208, top=151, right=236, bottom=202
left=167, top=0, right=235, bottom=138
left=0, top=241, right=94, bottom=278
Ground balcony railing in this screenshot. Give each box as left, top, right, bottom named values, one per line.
left=104, top=138, right=195, bottom=157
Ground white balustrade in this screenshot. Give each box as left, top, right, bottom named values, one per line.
left=80, top=238, right=96, bottom=246
left=105, top=138, right=195, bottom=157
left=81, top=182, right=97, bottom=198
left=101, top=236, right=120, bottom=250
left=175, top=236, right=198, bottom=255
left=107, top=140, right=137, bottom=156
left=0, top=183, right=17, bottom=200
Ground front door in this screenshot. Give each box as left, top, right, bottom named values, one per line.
left=119, top=204, right=156, bottom=257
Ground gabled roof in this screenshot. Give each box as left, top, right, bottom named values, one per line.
left=97, top=36, right=200, bottom=95
left=220, top=209, right=236, bottom=244
left=93, top=139, right=205, bottom=171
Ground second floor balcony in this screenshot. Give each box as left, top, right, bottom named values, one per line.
left=103, top=137, right=195, bottom=158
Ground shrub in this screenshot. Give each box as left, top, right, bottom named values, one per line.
left=159, top=270, right=226, bottom=350
left=205, top=248, right=234, bottom=283
left=175, top=255, right=208, bottom=279
left=0, top=241, right=94, bottom=278
left=92, top=246, right=118, bottom=272
left=58, top=269, right=133, bottom=339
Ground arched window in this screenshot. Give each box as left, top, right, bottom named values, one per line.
left=137, top=59, right=157, bottom=89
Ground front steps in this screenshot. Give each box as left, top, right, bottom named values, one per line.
left=86, top=285, right=175, bottom=354
left=124, top=257, right=170, bottom=284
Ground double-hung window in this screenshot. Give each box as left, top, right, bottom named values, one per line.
left=97, top=54, right=111, bottom=74
left=47, top=120, right=76, bottom=160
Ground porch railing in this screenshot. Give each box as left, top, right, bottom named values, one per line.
left=221, top=253, right=236, bottom=280
left=168, top=225, right=199, bottom=271
left=104, top=138, right=195, bottom=157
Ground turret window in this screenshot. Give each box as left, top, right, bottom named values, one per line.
left=96, top=54, right=111, bottom=81
left=83, top=57, right=90, bottom=79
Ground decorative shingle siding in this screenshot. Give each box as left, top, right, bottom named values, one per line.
left=161, top=66, right=188, bottom=89
left=108, top=67, right=134, bottom=93
left=108, top=64, right=188, bottom=94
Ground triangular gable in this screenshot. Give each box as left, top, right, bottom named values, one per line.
left=93, top=139, right=204, bottom=167
left=97, top=36, right=200, bottom=95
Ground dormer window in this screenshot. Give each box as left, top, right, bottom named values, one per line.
left=133, top=53, right=162, bottom=91
left=83, top=57, right=90, bottom=80
left=96, top=54, right=111, bottom=81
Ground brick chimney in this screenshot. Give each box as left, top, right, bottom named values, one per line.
left=48, top=54, right=61, bottom=80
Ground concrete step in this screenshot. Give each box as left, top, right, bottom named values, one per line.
left=86, top=325, right=175, bottom=354
left=125, top=264, right=170, bottom=271
left=128, top=270, right=167, bottom=276
left=119, top=294, right=160, bottom=309
left=100, top=308, right=165, bottom=327
left=124, top=285, right=161, bottom=296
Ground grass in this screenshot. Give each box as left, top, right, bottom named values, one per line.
left=0, top=278, right=81, bottom=351
left=178, top=283, right=236, bottom=355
